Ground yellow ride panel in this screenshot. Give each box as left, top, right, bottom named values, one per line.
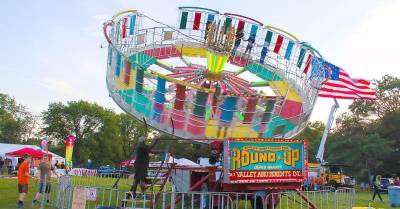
left=115, top=69, right=136, bottom=90
left=269, top=81, right=302, bottom=103
left=205, top=120, right=258, bottom=139
left=177, top=47, right=207, bottom=58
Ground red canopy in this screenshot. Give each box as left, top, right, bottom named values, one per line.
left=5, top=148, right=51, bottom=158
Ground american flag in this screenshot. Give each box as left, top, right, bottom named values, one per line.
left=316, top=60, right=377, bottom=100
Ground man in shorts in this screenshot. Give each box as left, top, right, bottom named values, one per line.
left=32, top=154, right=59, bottom=205
left=17, top=154, right=31, bottom=208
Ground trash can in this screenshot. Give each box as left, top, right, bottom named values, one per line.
left=388, top=186, right=400, bottom=207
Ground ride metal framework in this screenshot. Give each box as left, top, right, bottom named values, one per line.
left=104, top=7, right=327, bottom=141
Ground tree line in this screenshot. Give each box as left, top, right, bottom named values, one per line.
left=0, top=75, right=398, bottom=181
left=299, top=75, right=400, bottom=181
left=0, top=94, right=208, bottom=167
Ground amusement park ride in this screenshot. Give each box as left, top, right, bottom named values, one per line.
left=102, top=6, right=373, bottom=209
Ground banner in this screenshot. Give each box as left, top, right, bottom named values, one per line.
left=65, top=135, right=75, bottom=168
left=223, top=138, right=307, bottom=184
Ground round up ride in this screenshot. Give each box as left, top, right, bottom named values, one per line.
left=103, top=6, right=332, bottom=209
left=103, top=7, right=327, bottom=141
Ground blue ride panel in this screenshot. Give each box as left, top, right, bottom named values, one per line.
left=153, top=77, right=166, bottom=123
left=245, top=63, right=282, bottom=81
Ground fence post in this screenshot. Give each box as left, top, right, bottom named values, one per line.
left=333, top=189, right=337, bottom=209
left=39, top=174, right=47, bottom=209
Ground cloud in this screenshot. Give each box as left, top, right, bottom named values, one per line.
left=339, top=0, right=400, bottom=79
left=40, top=77, right=84, bottom=99
left=310, top=0, right=400, bottom=123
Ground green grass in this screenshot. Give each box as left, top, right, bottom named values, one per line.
left=0, top=177, right=55, bottom=209
left=354, top=191, right=388, bottom=209
left=0, top=177, right=392, bottom=209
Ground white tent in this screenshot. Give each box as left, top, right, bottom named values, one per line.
left=0, top=143, right=65, bottom=166
left=149, top=156, right=201, bottom=168
left=167, top=157, right=200, bottom=167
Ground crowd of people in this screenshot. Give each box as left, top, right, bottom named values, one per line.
left=0, top=156, right=15, bottom=175
left=54, top=160, right=65, bottom=169
left=303, top=173, right=328, bottom=191
left=0, top=155, right=63, bottom=208
left=15, top=154, right=60, bottom=208
left=203, top=21, right=259, bottom=58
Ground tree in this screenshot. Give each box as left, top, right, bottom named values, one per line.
left=324, top=75, right=400, bottom=180
left=41, top=100, right=154, bottom=167
left=42, top=101, right=107, bottom=143
left=149, top=133, right=208, bottom=162
left=118, top=113, right=149, bottom=159
left=171, top=141, right=208, bottom=162
left=0, top=109, right=20, bottom=143
left=41, top=101, right=115, bottom=165
left=0, top=93, right=37, bottom=143
left=297, top=121, right=325, bottom=162
left=326, top=133, right=392, bottom=180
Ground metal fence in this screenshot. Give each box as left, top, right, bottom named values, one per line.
left=70, top=173, right=133, bottom=189
left=38, top=175, right=354, bottom=209
left=265, top=187, right=354, bottom=209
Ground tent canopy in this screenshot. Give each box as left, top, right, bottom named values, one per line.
left=6, top=147, right=51, bottom=158
left=120, top=156, right=200, bottom=168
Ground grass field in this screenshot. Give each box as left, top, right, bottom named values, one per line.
left=0, top=177, right=390, bottom=209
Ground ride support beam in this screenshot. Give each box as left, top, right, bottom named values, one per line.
left=295, top=189, right=317, bottom=209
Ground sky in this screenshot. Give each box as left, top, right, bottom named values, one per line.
left=1, top=0, right=399, bottom=123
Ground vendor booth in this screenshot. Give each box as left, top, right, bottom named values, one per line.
left=6, top=147, right=52, bottom=167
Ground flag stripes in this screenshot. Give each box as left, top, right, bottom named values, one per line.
left=318, top=61, right=376, bottom=100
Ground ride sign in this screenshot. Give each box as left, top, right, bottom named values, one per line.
left=223, top=138, right=308, bottom=184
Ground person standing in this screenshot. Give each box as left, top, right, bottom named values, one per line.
left=127, top=136, right=159, bottom=199
left=54, top=160, right=60, bottom=169
left=371, top=175, right=384, bottom=203
left=259, top=41, right=269, bottom=64
left=394, top=176, right=400, bottom=186
left=316, top=173, right=327, bottom=189
left=211, top=83, right=222, bottom=118
left=244, top=34, right=256, bottom=55
left=60, top=161, right=65, bottom=169
left=17, top=154, right=31, bottom=208
left=0, top=157, right=4, bottom=175
left=32, top=155, right=59, bottom=205
left=303, top=176, right=311, bottom=191
left=204, top=21, right=212, bottom=42
left=310, top=175, right=316, bottom=191
left=231, top=27, right=244, bottom=55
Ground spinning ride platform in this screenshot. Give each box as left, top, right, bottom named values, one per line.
left=103, top=7, right=327, bottom=141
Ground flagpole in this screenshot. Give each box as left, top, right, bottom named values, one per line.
left=316, top=98, right=339, bottom=164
